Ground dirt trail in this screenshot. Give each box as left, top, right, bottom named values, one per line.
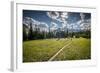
left=48, top=42, right=72, bottom=61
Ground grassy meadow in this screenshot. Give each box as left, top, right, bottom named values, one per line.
left=23, top=38, right=91, bottom=62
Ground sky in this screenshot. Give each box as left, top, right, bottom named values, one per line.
left=23, top=10, right=91, bottom=31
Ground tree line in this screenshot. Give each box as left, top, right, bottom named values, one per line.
left=23, top=23, right=91, bottom=41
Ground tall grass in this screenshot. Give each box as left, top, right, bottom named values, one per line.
left=53, top=38, right=91, bottom=61
left=23, top=38, right=91, bottom=62
left=23, top=39, right=70, bottom=62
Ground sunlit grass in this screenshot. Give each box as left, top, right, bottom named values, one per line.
left=23, top=39, right=70, bottom=62
left=23, top=38, right=91, bottom=62
left=53, top=38, right=91, bottom=61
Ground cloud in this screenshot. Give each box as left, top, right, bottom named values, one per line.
left=67, top=24, right=72, bottom=29
left=76, top=19, right=91, bottom=30
left=50, top=22, right=58, bottom=31
left=47, top=11, right=59, bottom=20
left=47, top=11, right=69, bottom=27
left=47, top=12, right=91, bottom=31
left=61, top=12, right=68, bottom=19
left=60, top=12, right=68, bottom=29
left=39, top=22, right=49, bottom=28
left=23, top=17, right=49, bottom=32
left=39, top=22, right=49, bottom=32
left=51, top=22, right=57, bottom=27
left=76, top=20, right=82, bottom=25
left=31, top=18, right=40, bottom=25
left=82, top=19, right=91, bottom=30
left=62, top=22, right=67, bottom=28
left=38, top=22, right=49, bottom=32
left=23, top=17, right=31, bottom=26
left=80, top=13, right=85, bottom=22
left=23, top=17, right=39, bottom=26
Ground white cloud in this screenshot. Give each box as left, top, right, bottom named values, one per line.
left=62, top=22, right=67, bottom=28
left=76, top=19, right=91, bottom=31
left=31, top=18, right=40, bottom=25
left=77, top=20, right=82, bottom=25
left=47, top=11, right=59, bottom=20
left=23, top=17, right=49, bottom=32
left=23, top=17, right=39, bottom=26
left=23, top=17, right=31, bottom=26
left=51, top=22, right=58, bottom=27
left=47, top=11, right=69, bottom=30
left=80, top=13, right=85, bottom=22
left=50, top=22, right=58, bottom=31
left=61, top=12, right=68, bottom=19
left=39, top=22, right=49, bottom=28
left=67, top=24, right=72, bottom=29
left=39, top=22, right=49, bottom=32
left=60, top=12, right=68, bottom=29
left=36, top=22, right=49, bottom=32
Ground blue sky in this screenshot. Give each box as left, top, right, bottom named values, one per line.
left=23, top=10, right=91, bottom=29
left=23, top=10, right=52, bottom=26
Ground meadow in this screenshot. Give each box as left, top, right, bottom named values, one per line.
left=23, top=38, right=91, bottom=62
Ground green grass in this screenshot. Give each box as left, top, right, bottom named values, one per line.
left=53, top=38, right=91, bottom=61
left=23, top=38, right=91, bottom=62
